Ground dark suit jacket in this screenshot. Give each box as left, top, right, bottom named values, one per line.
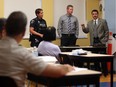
left=82, top=18, right=109, bottom=45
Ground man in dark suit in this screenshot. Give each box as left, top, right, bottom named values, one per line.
left=81, top=9, right=109, bottom=76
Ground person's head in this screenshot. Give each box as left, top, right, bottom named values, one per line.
left=6, top=11, right=27, bottom=39
left=67, top=5, right=73, bottom=15
left=91, top=9, right=99, bottom=20
left=35, top=8, right=43, bottom=19
left=0, top=18, right=7, bottom=39
left=43, top=26, right=56, bottom=41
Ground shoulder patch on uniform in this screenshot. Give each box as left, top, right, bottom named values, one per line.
left=30, top=19, right=35, bottom=24
left=38, top=21, right=40, bottom=24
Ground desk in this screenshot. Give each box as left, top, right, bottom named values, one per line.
left=60, top=46, right=106, bottom=53
left=28, top=70, right=101, bottom=87
left=60, top=52, right=114, bottom=87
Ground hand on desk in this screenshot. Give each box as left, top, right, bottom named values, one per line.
left=62, top=64, right=75, bottom=72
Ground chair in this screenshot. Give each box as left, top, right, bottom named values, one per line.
left=38, top=53, right=43, bottom=56
left=59, top=54, right=73, bottom=65
left=113, top=52, right=116, bottom=73
left=0, top=76, right=17, bottom=87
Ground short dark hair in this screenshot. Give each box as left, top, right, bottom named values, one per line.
left=91, top=9, right=99, bottom=14
left=43, top=26, right=56, bottom=41
left=35, top=8, right=43, bottom=16
left=67, top=5, right=73, bottom=9
left=0, top=18, right=6, bottom=32
left=6, top=11, right=27, bottom=37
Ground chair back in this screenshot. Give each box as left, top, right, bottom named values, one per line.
left=38, top=53, right=43, bottom=56
left=0, top=76, right=17, bottom=87
left=59, top=54, right=73, bottom=65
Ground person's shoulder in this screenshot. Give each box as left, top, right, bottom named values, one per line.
left=98, top=18, right=104, bottom=21
left=31, top=17, right=37, bottom=21
left=50, top=43, right=59, bottom=49
left=16, top=45, right=29, bottom=54
left=51, top=44, right=60, bottom=52
left=72, top=15, right=77, bottom=18
left=72, top=15, right=78, bottom=20
left=87, top=20, right=93, bottom=24
left=43, top=41, right=57, bottom=47
left=42, top=18, right=46, bottom=21
left=60, top=14, right=66, bottom=18
left=99, top=18, right=107, bottom=23
left=30, top=17, right=37, bottom=23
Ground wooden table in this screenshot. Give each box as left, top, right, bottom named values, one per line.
left=59, top=46, right=106, bottom=53
left=60, top=52, right=114, bottom=87
left=28, top=70, right=101, bottom=87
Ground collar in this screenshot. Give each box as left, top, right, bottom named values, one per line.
left=4, top=36, right=18, bottom=45
left=93, top=18, right=98, bottom=22
left=36, top=17, right=42, bottom=20
left=66, top=14, right=72, bottom=17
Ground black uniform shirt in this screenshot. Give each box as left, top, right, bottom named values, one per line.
left=30, top=17, right=47, bottom=33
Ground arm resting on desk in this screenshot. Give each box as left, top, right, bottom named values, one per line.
left=40, top=64, right=74, bottom=78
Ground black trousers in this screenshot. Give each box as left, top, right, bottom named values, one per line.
left=30, top=41, right=40, bottom=47
left=61, top=34, right=77, bottom=46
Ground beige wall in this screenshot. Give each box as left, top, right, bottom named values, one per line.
left=0, top=0, right=4, bottom=17
left=0, top=0, right=101, bottom=47
left=86, top=0, right=102, bottom=21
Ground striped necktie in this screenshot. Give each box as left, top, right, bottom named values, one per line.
left=68, top=16, right=71, bottom=33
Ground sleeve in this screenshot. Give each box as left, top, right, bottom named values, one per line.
left=30, top=19, right=35, bottom=28
left=75, top=17, right=79, bottom=38
left=44, top=20, right=47, bottom=28
left=101, top=19, right=109, bottom=44
left=57, top=17, right=63, bottom=38
left=23, top=50, right=48, bottom=75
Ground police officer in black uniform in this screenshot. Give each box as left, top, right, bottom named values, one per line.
left=29, top=8, right=47, bottom=47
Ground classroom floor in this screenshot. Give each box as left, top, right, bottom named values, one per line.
left=26, top=74, right=116, bottom=87
left=100, top=74, right=116, bottom=87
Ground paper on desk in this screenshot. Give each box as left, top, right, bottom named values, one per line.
left=71, top=67, right=88, bottom=72
left=71, top=49, right=87, bottom=55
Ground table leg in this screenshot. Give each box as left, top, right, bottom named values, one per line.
left=111, top=58, right=113, bottom=87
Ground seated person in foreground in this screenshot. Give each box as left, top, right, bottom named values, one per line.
left=0, top=18, right=6, bottom=39
left=0, top=11, right=74, bottom=87
left=37, top=26, right=61, bottom=60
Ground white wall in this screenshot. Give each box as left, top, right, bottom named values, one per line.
left=105, top=0, right=116, bottom=54
left=4, top=0, right=41, bottom=38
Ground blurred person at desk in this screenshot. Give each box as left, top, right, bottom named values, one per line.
left=57, top=5, right=79, bottom=46
left=81, top=9, right=109, bottom=76
left=0, top=11, right=74, bottom=87
left=37, top=26, right=61, bottom=61
left=0, top=18, right=7, bottom=39
left=29, top=8, right=47, bottom=47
